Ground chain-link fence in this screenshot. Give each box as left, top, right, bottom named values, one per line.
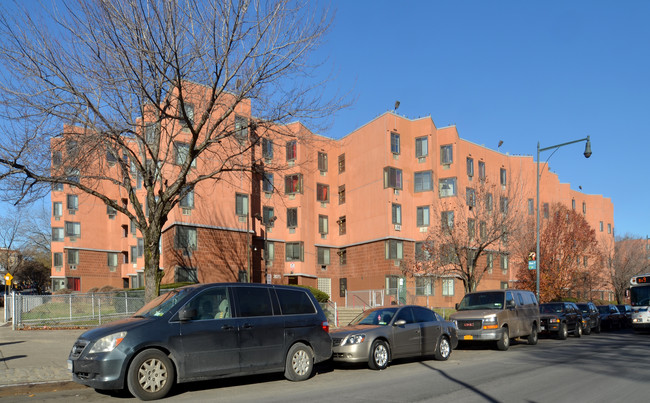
left=4, top=290, right=146, bottom=329
left=345, top=288, right=456, bottom=318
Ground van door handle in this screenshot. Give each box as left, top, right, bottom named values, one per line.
left=243, top=323, right=254, bottom=329
left=221, top=325, right=235, bottom=331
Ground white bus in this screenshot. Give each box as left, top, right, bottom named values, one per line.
left=630, top=274, right=650, bottom=330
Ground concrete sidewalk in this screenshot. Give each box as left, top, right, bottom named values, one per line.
left=0, top=322, right=85, bottom=388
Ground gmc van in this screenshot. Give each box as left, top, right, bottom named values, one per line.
left=449, top=289, right=540, bottom=351
left=68, top=283, right=332, bottom=400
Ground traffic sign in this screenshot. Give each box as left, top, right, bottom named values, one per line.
left=528, top=260, right=537, bottom=270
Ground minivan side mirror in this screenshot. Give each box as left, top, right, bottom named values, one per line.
left=178, top=308, right=197, bottom=322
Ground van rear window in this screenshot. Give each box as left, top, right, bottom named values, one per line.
left=276, top=289, right=316, bottom=315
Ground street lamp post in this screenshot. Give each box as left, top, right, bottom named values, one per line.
left=536, top=136, right=592, bottom=301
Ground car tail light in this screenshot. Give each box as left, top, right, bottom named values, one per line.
left=322, top=321, right=330, bottom=333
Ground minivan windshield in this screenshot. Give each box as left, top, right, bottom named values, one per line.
left=133, top=288, right=193, bottom=318
left=349, top=307, right=398, bottom=326
left=457, top=292, right=504, bottom=310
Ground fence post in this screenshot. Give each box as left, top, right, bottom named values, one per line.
left=69, top=294, right=72, bottom=321
left=11, top=291, right=16, bottom=330
left=345, top=290, right=348, bottom=308
left=124, top=291, right=128, bottom=314
left=92, top=293, right=95, bottom=319
left=98, top=297, right=102, bottom=325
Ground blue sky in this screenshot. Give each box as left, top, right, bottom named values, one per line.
left=313, top=0, right=650, bottom=238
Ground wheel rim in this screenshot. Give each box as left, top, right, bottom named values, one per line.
left=503, top=332, right=509, bottom=348
left=440, top=338, right=450, bottom=358
left=292, top=349, right=311, bottom=376
left=374, top=344, right=388, bottom=367
left=137, top=358, right=168, bottom=393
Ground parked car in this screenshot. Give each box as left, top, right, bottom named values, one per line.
left=331, top=305, right=457, bottom=370
left=575, top=302, right=601, bottom=334
left=539, top=302, right=582, bottom=339
left=616, top=304, right=632, bottom=327
left=450, top=289, right=540, bottom=351
left=68, top=283, right=332, bottom=400
left=597, top=304, right=623, bottom=330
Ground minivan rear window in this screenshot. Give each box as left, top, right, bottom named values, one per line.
left=276, top=289, right=316, bottom=315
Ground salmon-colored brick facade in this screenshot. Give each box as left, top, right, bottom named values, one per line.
left=51, top=109, right=615, bottom=308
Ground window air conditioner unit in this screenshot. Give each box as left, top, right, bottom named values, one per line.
left=182, top=208, right=191, bottom=215
left=394, top=224, right=401, bottom=231
left=69, top=265, right=76, bottom=270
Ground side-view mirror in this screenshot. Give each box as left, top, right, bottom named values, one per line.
left=507, top=300, right=516, bottom=309
left=393, top=319, right=407, bottom=326
left=455, top=303, right=460, bottom=310
left=178, top=308, right=197, bottom=321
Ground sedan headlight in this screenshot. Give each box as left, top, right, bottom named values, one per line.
left=88, top=331, right=127, bottom=354
left=342, top=334, right=366, bottom=346
left=549, top=318, right=560, bottom=323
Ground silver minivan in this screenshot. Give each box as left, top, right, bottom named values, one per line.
left=449, top=289, right=540, bottom=351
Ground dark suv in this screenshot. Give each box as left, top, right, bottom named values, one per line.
left=539, top=302, right=582, bottom=339
left=68, top=283, right=332, bottom=400
left=576, top=302, right=601, bottom=334
left=616, top=304, right=632, bottom=328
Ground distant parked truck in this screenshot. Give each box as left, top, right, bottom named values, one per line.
left=630, top=274, right=650, bottom=331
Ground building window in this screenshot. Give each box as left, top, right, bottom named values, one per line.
left=286, top=140, right=297, bottom=161
left=572, top=199, right=576, bottom=210
left=107, top=252, right=118, bottom=268
left=64, top=221, right=81, bottom=237
left=318, top=152, right=328, bottom=172
left=265, top=241, right=274, bottom=261
left=318, top=215, right=328, bottom=235
left=316, top=183, right=329, bottom=203
left=439, top=177, right=457, bottom=197
left=338, top=185, right=345, bottom=204
left=174, top=142, right=196, bottom=167
left=478, top=161, right=486, bottom=181
left=607, top=223, right=612, bottom=234
left=130, top=246, right=137, bottom=263
left=528, top=199, right=534, bottom=215
left=486, top=193, right=493, bottom=212
left=584, top=256, right=588, bottom=267
left=263, top=206, right=275, bottom=227
left=107, top=202, right=117, bottom=217
left=338, top=154, right=345, bottom=173
left=317, top=247, right=330, bottom=265
left=501, top=254, right=509, bottom=271
left=52, top=150, right=62, bottom=167
left=284, top=173, right=303, bottom=194
left=390, top=132, right=400, bottom=154
left=131, top=219, right=137, bottom=235
left=53, top=202, right=62, bottom=217
left=414, top=171, right=433, bottom=192
left=137, top=238, right=144, bottom=257
left=417, top=206, right=430, bottom=227
left=180, top=186, right=194, bottom=209
left=500, top=197, right=509, bottom=214
left=175, top=226, right=198, bottom=253
left=340, top=278, right=347, bottom=297
left=383, top=166, right=403, bottom=190
left=385, top=240, right=403, bottom=260
left=145, top=122, right=160, bottom=145
left=67, top=194, right=78, bottom=212
left=235, top=193, right=249, bottom=216
left=466, top=187, right=476, bottom=207
left=339, top=248, right=347, bottom=265
left=181, top=102, right=194, bottom=127
left=286, top=242, right=304, bottom=261
left=416, top=277, right=434, bottom=296
left=415, top=136, right=428, bottom=158
left=415, top=242, right=431, bottom=262
left=392, top=203, right=402, bottom=225
left=480, top=221, right=487, bottom=241
left=487, top=253, right=494, bottom=271
left=68, top=249, right=79, bottom=265
left=53, top=252, right=63, bottom=267
left=466, top=157, right=474, bottom=177
left=599, top=221, right=604, bottom=232
left=65, top=167, right=80, bottom=183
left=440, top=144, right=453, bottom=164
left=582, top=202, right=586, bottom=214
left=442, top=278, right=454, bottom=296
left=262, top=137, right=274, bottom=159
left=234, top=115, right=248, bottom=144
left=263, top=173, right=274, bottom=193
left=468, top=218, right=475, bottom=240
left=500, top=168, right=507, bottom=186
left=338, top=216, right=346, bottom=235
left=442, top=211, right=454, bottom=231
left=175, top=267, right=197, bottom=283
left=52, top=182, right=64, bottom=192
left=287, top=208, right=298, bottom=228
left=543, top=203, right=549, bottom=219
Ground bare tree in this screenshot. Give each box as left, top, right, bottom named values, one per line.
left=402, top=177, right=526, bottom=294
left=0, top=206, right=26, bottom=276
left=0, top=0, right=342, bottom=301
left=606, top=235, right=650, bottom=304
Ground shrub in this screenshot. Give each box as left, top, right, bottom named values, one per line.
left=292, top=285, right=329, bottom=303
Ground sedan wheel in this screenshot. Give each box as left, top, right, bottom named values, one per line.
left=434, top=336, right=451, bottom=361
left=368, top=340, right=389, bottom=370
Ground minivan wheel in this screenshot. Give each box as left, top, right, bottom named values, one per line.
left=434, top=336, right=451, bottom=361
left=574, top=323, right=582, bottom=337
left=496, top=328, right=510, bottom=351
left=558, top=323, right=568, bottom=340
left=368, top=340, right=389, bottom=370
left=126, top=349, right=175, bottom=401
left=527, top=325, right=538, bottom=345
left=285, top=343, right=313, bottom=382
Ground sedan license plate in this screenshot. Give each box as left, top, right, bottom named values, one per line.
left=67, top=360, right=73, bottom=372
left=540, top=326, right=545, bottom=331
left=463, top=335, right=473, bottom=340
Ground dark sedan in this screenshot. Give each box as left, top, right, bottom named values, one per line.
left=331, top=305, right=458, bottom=370
left=597, top=304, right=623, bottom=330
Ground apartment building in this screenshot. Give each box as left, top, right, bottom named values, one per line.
left=50, top=104, right=615, bottom=307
